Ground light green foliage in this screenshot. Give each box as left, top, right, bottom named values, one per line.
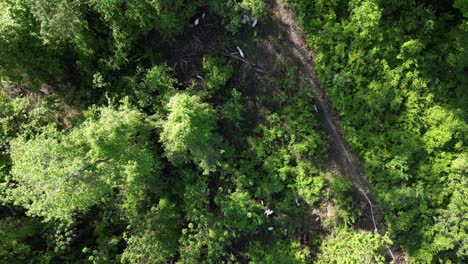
left=0, top=92, right=58, bottom=145
left=294, top=161, right=325, bottom=204
left=1, top=102, right=154, bottom=222
left=160, top=93, right=219, bottom=174
left=316, top=228, right=389, bottom=264
left=247, top=240, right=311, bottom=263
left=348, top=0, right=381, bottom=38
left=202, top=55, right=234, bottom=93
left=422, top=106, right=464, bottom=154
left=292, top=0, right=467, bottom=261
left=424, top=153, right=468, bottom=261
left=247, top=113, right=294, bottom=196
left=0, top=91, right=57, bottom=180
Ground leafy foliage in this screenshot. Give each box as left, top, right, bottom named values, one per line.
left=202, top=55, right=234, bottom=93
left=122, top=198, right=181, bottom=264
left=208, top=0, right=267, bottom=33
left=292, top=0, right=468, bottom=261
left=160, top=93, right=220, bottom=174
left=1, top=102, right=154, bottom=222
left=0, top=0, right=465, bottom=262
left=247, top=240, right=311, bottom=263
left=316, top=228, right=389, bottom=264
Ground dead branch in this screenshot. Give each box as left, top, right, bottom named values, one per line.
left=223, top=50, right=265, bottom=74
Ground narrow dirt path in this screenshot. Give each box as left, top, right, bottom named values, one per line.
left=269, top=0, right=403, bottom=262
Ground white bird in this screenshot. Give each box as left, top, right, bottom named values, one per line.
left=194, top=18, right=200, bottom=26
left=252, top=18, right=258, bottom=28
left=202, top=13, right=206, bottom=19
left=237, top=46, right=244, bottom=58
left=264, top=209, right=273, bottom=217
left=295, top=198, right=300, bottom=207
left=243, top=15, right=250, bottom=24
left=268, top=227, right=274, bottom=231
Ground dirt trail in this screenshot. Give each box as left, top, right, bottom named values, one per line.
left=269, top=0, right=403, bottom=262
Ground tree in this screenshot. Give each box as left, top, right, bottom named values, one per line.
left=122, top=198, right=181, bottom=264
left=178, top=175, right=233, bottom=263
left=202, top=55, right=233, bottom=94
left=1, top=102, right=154, bottom=223
left=247, top=240, right=311, bottom=264
left=160, top=93, right=220, bottom=174
left=217, top=191, right=264, bottom=234
left=0, top=216, right=51, bottom=263
left=221, top=89, right=245, bottom=127
left=0, top=1, right=63, bottom=85
left=208, top=0, right=266, bottom=33
left=316, top=228, right=390, bottom=264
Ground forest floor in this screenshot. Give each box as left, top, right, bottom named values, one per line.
left=267, top=0, right=406, bottom=262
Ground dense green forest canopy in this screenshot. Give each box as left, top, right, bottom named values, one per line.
left=0, top=0, right=466, bottom=263
left=291, top=0, right=467, bottom=262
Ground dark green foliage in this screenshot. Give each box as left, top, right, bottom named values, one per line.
left=247, top=240, right=311, bottom=263
left=203, top=55, right=234, bottom=93
left=330, top=177, right=357, bottom=226
left=0, top=217, right=47, bottom=263
left=122, top=198, right=181, bottom=263
left=127, top=65, right=177, bottom=114
left=208, top=0, right=267, bottom=33
left=0, top=1, right=63, bottom=86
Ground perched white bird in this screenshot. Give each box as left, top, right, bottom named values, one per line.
left=243, top=15, right=250, bottom=24
left=237, top=46, right=244, bottom=58
left=194, top=18, right=200, bottom=26
left=202, top=13, right=206, bottom=19
left=252, top=18, right=258, bottom=28
left=268, top=227, right=274, bottom=231
left=295, top=198, right=300, bottom=207
left=264, top=209, right=273, bottom=217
